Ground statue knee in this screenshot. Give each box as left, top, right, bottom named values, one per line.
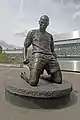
left=51, top=70, right=62, bottom=84
left=54, top=78, right=62, bottom=84
left=29, top=80, right=39, bottom=86
left=29, top=68, right=41, bottom=86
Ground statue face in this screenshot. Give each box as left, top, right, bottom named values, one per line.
left=39, top=17, right=49, bottom=30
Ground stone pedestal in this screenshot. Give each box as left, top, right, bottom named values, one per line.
left=5, top=77, right=72, bottom=98
left=5, top=77, right=73, bottom=109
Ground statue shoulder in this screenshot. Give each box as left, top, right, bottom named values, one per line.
left=27, top=30, right=33, bottom=35
left=27, top=29, right=37, bottom=36
left=46, top=31, right=53, bottom=38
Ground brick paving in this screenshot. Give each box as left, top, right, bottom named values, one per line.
left=0, top=67, right=80, bottom=120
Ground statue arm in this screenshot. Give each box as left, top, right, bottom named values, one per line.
left=50, top=35, right=57, bottom=58
left=24, top=30, right=33, bottom=48
left=24, top=30, right=33, bottom=60
left=50, top=35, right=54, bottom=53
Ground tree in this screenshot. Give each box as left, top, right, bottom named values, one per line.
left=0, top=46, right=2, bottom=53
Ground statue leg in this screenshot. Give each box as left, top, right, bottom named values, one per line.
left=27, top=54, right=46, bottom=86
left=20, top=61, right=42, bottom=86
left=29, top=68, right=42, bottom=86
left=48, top=56, right=62, bottom=84
left=51, top=70, right=62, bottom=84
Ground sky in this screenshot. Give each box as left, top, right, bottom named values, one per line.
left=0, top=0, right=80, bottom=47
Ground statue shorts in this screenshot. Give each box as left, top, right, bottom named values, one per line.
left=29, top=53, right=62, bottom=86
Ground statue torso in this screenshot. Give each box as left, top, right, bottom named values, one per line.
left=31, top=29, right=52, bottom=55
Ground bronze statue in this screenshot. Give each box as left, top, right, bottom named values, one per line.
left=20, top=15, right=62, bottom=86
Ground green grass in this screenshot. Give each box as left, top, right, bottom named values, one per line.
left=0, top=53, right=9, bottom=63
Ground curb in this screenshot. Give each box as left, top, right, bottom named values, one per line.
left=0, top=64, right=29, bottom=69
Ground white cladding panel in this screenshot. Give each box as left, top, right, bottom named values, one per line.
left=54, top=39, right=80, bottom=45
left=54, top=30, right=80, bottom=41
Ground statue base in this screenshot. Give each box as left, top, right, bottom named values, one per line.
left=5, top=76, right=72, bottom=98
left=5, top=76, right=73, bottom=109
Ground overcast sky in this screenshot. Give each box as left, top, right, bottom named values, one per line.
left=0, top=0, right=80, bottom=47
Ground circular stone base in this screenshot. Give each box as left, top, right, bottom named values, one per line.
left=5, top=90, right=74, bottom=109
left=5, top=77, right=73, bottom=98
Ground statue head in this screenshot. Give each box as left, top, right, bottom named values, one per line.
left=39, top=15, right=49, bottom=31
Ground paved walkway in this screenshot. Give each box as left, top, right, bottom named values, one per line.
left=0, top=63, right=28, bottom=68
left=0, top=67, right=80, bottom=120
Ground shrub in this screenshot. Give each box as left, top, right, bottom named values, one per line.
left=0, top=53, right=9, bottom=63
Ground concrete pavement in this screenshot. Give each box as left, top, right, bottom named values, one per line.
left=0, top=67, right=80, bottom=120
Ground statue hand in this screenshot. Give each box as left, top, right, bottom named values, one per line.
left=23, top=58, right=30, bottom=64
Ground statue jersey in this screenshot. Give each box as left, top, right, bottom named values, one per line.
left=24, top=29, right=54, bottom=55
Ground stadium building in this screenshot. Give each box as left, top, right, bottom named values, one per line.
left=54, top=30, right=80, bottom=57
